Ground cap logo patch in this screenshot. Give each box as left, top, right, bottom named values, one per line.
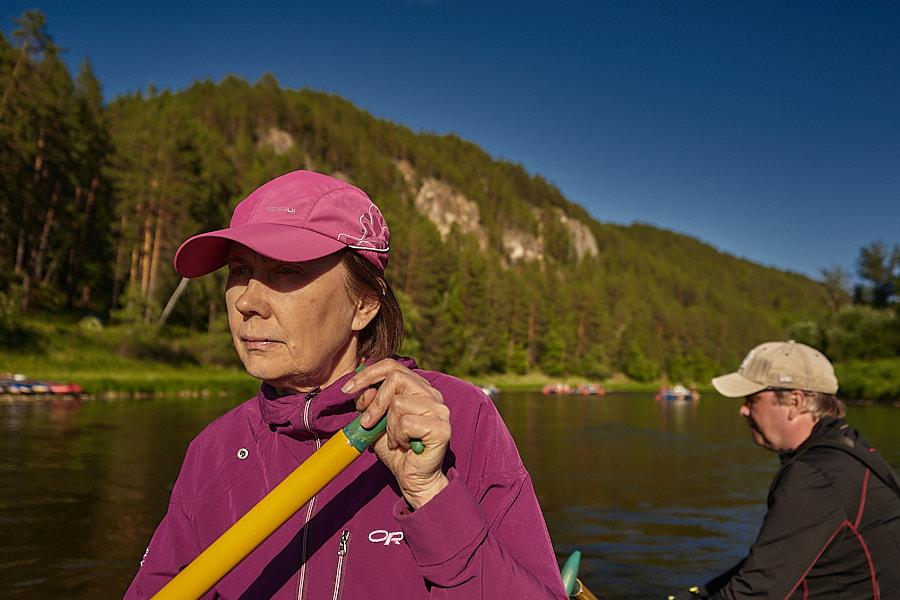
left=267, top=206, right=296, bottom=213
left=779, top=374, right=793, bottom=383
left=739, top=349, right=756, bottom=370
left=338, top=204, right=389, bottom=251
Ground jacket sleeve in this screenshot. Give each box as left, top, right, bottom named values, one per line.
left=707, top=460, right=847, bottom=600
left=396, top=469, right=568, bottom=599
left=394, top=387, right=569, bottom=599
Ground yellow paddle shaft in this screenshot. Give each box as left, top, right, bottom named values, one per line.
left=571, top=578, right=600, bottom=600
left=150, top=429, right=362, bottom=600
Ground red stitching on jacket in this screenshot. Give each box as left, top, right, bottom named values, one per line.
left=855, top=469, right=870, bottom=527
left=783, top=469, right=878, bottom=600
left=851, top=470, right=880, bottom=600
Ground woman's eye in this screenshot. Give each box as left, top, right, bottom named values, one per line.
left=277, top=264, right=307, bottom=276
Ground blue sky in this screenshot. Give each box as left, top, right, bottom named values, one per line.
left=4, top=1, right=898, bottom=281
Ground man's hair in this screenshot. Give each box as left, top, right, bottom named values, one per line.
left=339, top=248, right=404, bottom=362
left=773, top=389, right=846, bottom=419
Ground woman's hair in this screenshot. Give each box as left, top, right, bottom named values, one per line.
left=339, top=248, right=404, bottom=362
left=773, top=389, right=846, bottom=419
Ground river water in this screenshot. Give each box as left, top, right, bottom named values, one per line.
left=1, top=391, right=898, bottom=599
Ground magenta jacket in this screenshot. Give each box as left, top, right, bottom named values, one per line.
left=125, top=358, right=568, bottom=599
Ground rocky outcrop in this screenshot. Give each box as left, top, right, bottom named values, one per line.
left=503, top=228, right=544, bottom=262
left=414, top=178, right=488, bottom=250
left=395, top=160, right=597, bottom=264
left=257, top=127, right=294, bottom=154
left=554, top=211, right=599, bottom=260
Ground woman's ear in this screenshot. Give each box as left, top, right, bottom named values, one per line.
left=351, top=292, right=381, bottom=332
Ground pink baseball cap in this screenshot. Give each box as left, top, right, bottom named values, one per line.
left=174, top=171, right=390, bottom=277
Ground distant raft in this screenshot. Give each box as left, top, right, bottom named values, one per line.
left=1, top=373, right=83, bottom=395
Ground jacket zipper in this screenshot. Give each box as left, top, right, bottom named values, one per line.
left=331, top=530, right=351, bottom=600
left=296, top=389, right=322, bottom=600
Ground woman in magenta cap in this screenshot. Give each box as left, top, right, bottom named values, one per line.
left=124, top=171, right=568, bottom=599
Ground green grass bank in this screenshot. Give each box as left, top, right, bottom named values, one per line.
left=1, top=312, right=897, bottom=403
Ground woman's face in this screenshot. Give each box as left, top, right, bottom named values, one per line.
left=225, top=245, right=377, bottom=394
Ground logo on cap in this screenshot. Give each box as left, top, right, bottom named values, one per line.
left=339, top=204, right=389, bottom=251
left=739, top=349, right=756, bottom=371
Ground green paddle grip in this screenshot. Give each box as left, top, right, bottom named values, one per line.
left=342, top=413, right=388, bottom=452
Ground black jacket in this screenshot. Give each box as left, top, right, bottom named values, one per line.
left=705, top=417, right=900, bottom=600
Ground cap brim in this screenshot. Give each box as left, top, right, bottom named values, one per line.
left=711, top=372, right=768, bottom=398
left=174, top=223, right=346, bottom=278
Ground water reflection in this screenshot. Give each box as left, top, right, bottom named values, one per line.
left=0, top=392, right=897, bottom=599
left=0, top=396, right=243, bottom=599
left=493, top=392, right=900, bottom=598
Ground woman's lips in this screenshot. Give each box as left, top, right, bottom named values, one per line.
left=241, top=336, right=281, bottom=350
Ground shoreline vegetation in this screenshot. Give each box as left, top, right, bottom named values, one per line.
left=0, top=312, right=683, bottom=400
left=2, top=313, right=898, bottom=405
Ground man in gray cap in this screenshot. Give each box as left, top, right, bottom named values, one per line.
left=671, top=340, right=900, bottom=599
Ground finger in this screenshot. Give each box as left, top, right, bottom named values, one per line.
left=383, top=394, right=450, bottom=450
left=395, top=413, right=451, bottom=452
left=346, top=357, right=414, bottom=389
left=358, top=393, right=387, bottom=429
left=386, top=417, right=427, bottom=453
left=360, top=371, right=415, bottom=428
left=353, top=387, right=378, bottom=413
left=347, top=363, right=396, bottom=428
left=342, top=364, right=384, bottom=394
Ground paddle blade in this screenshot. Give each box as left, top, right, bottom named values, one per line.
left=561, top=550, right=582, bottom=596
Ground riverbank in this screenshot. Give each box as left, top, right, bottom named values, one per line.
left=0, top=312, right=669, bottom=398
left=0, top=337, right=663, bottom=400
left=1, top=313, right=897, bottom=402
left=0, top=359, right=661, bottom=400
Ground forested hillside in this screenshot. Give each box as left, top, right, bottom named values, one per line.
left=1, top=12, right=836, bottom=382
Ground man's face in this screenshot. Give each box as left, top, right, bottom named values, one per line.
left=738, top=390, right=793, bottom=452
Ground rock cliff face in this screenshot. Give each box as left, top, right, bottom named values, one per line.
left=257, top=127, right=294, bottom=154
left=414, top=177, right=489, bottom=250
left=396, top=160, right=597, bottom=264
left=555, top=211, right=599, bottom=260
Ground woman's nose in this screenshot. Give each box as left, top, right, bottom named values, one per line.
left=233, top=278, right=271, bottom=317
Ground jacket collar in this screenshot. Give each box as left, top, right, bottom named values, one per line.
left=257, top=371, right=357, bottom=440
left=780, top=416, right=848, bottom=463
left=255, top=356, right=418, bottom=440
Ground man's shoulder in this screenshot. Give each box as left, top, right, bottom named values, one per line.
left=790, top=420, right=866, bottom=467
left=771, top=442, right=857, bottom=497
left=800, top=431, right=900, bottom=499
left=778, top=434, right=890, bottom=501
left=792, top=439, right=864, bottom=474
